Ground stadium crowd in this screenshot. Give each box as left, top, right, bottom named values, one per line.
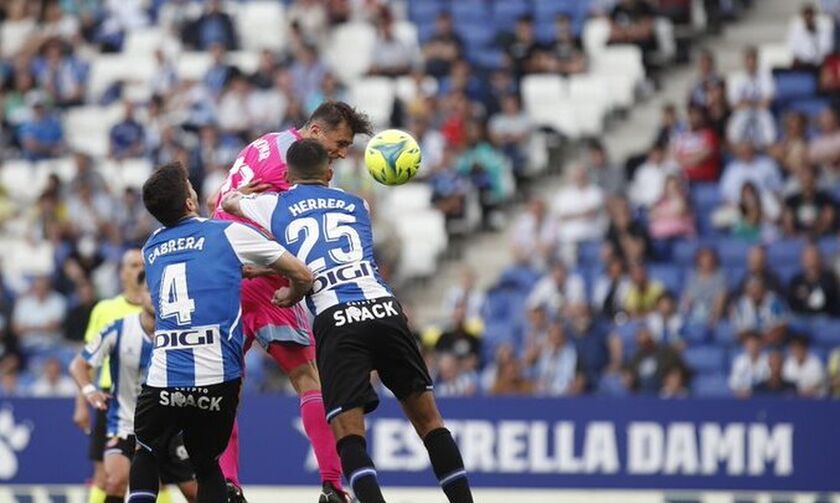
left=2, top=0, right=837, bottom=401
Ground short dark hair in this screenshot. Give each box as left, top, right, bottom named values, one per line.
left=142, top=162, right=190, bottom=227
left=287, top=139, right=330, bottom=179
left=308, top=101, right=373, bottom=136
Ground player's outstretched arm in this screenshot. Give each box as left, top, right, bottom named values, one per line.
left=268, top=253, right=314, bottom=308
left=68, top=355, right=109, bottom=412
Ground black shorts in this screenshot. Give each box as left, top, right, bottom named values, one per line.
left=88, top=407, right=107, bottom=462
left=104, top=434, right=194, bottom=484
left=312, top=297, right=433, bottom=422
left=134, top=379, right=241, bottom=473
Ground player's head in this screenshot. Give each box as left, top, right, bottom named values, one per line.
left=142, top=162, right=199, bottom=227
left=120, top=248, right=144, bottom=295
left=286, top=139, right=332, bottom=184
left=137, top=271, right=154, bottom=315
left=302, top=101, right=372, bottom=161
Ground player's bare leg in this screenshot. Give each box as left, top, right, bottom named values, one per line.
left=330, top=408, right=385, bottom=503
left=90, top=462, right=107, bottom=503
left=401, top=392, right=474, bottom=503
left=176, top=480, right=198, bottom=503
left=281, top=356, right=347, bottom=502
left=103, top=453, right=130, bottom=503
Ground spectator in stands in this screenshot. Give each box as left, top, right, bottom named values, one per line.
left=434, top=301, right=482, bottom=363
left=753, top=350, right=798, bottom=396
left=488, top=94, right=532, bottom=182
left=510, top=198, right=555, bottom=266
left=625, top=262, right=665, bottom=317
left=480, top=343, right=515, bottom=393
left=606, top=195, right=650, bottom=262
left=530, top=322, right=582, bottom=396
left=788, top=4, right=834, bottom=69
left=681, top=247, right=728, bottom=326
left=409, top=114, right=446, bottom=172
left=782, top=165, right=838, bottom=237
left=809, top=108, right=840, bottom=172
left=290, top=42, right=327, bottom=103
left=33, top=39, right=87, bottom=108
left=609, top=0, right=658, bottom=76
left=31, top=356, right=75, bottom=397
left=63, top=280, right=95, bottom=344
left=648, top=175, right=696, bottom=240
left=728, top=331, right=769, bottom=398
left=770, top=112, right=810, bottom=177
left=654, top=103, right=686, bottom=149
left=629, top=143, right=680, bottom=209
left=719, top=141, right=783, bottom=211
left=688, top=49, right=723, bottom=107
left=723, top=182, right=780, bottom=243
left=535, top=14, right=587, bottom=75
left=368, top=7, right=415, bottom=77
left=428, top=147, right=470, bottom=226
left=19, top=91, right=65, bottom=161
left=625, top=325, right=687, bottom=394
left=784, top=334, right=826, bottom=397
left=646, top=291, right=686, bottom=350
left=732, top=275, right=788, bottom=345
left=443, top=268, right=486, bottom=322
left=66, top=180, right=114, bottom=238
left=672, top=104, right=720, bottom=182
left=303, top=72, right=346, bottom=117
left=12, top=276, right=66, bottom=352
left=527, top=261, right=587, bottom=317
left=440, top=90, right=470, bottom=148
left=0, top=284, right=20, bottom=364
left=591, top=255, right=631, bottom=320
left=287, top=0, right=328, bottom=44
left=108, top=101, right=145, bottom=160
left=828, top=346, right=840, bottom=397
left=587, top=140, right=626, bottom=196
left=456, top=122, right=512, bottom=228
left=726, top=46, right=777, bottom=148
left=203, top=43, right=234, bottom=98
left=788, top=244, right=840, bottom=316
left=737, top=245, right=785, bottom=295
left=435, top=353, right=478, bottom=397
left=705, top=80, right=731, bottom=141
left=660, top=366, right=690, bottom=399
left=551, top=164, right=608, bottom=259
left=0, top=355, right=24, bottom=397
left=502, top=15, right=541, bottom=77
left=490, top=358, right=534, bottom=395
left=439, top=60, right=487, bottom=104
left=217, top=73, right=255, bottom=140
left=185, top=0, right=238, bottom=51
left=422, top=12, right=464, bottom=79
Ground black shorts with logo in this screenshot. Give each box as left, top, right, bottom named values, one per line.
left=104, top=433, right=194, bottom=484
left=134, top=379, right=240, bottom=472
left=88, top=407, right=108, bottom=462
left=312, top=297, right=433, bottom=422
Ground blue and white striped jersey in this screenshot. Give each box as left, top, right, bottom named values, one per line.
left=238, top=184, right=393, bottom=316
left=143, top=217, right=287, bottom=387
left=81, top=314, right=152, bottom=438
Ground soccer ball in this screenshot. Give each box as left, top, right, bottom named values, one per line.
left=364, top=129, right=422, bottom=186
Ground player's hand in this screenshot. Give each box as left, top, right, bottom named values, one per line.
left=271, top=287, right=300, bottom=308
left=238, top=179, right=273, bottom=195
left=242, top=264, right=277, bottom=279
left=84, top=390, right=110, bottom=411
left=72, top=400, right=91, bottom=434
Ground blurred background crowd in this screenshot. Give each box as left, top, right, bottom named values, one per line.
left=0, top=0, right=838, bottom=401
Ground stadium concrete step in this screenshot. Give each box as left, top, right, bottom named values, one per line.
left=408, top=0, right=800, bottom=327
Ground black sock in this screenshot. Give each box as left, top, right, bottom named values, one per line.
left=337, top=435, right=385, bottom=503
left=194, top=460, right=227, bottom=503
left=423, top=428, right=473, bottom=503
left=128, top=447, right=159, bottom=502
left=104, top=496, right=124, bottom=503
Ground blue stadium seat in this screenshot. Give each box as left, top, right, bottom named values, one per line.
left=767, top=239, right=805, bottom=265
left=408, top=0, right=446, bottom=24
left=683, top=324, right=710, bottom=345
left=417, top=21, right=438, bottom=43
left=776, top=264, right=800, bottom=285
left=647, top=264, right=683, bottom=293
left=713, top=320, right=737, bottom=346
left=788, top=98, right=832, bottom=119
left=492, top=1, right=533, bottom=32
left=535, top=20, right=556, bottom=44
left=819, top=236, right=840, bottom=258
left=773, top=71, right=818, bottom=103
left=535, top=0, right=581, bottom=19
left=468, top=48, right=506, bottom=70
left=452, top=0, right=490, bottom=25
left=811, top=317, right=840, bottom=349
left=498, top=264, right=542, bottom=292
left=715, top=238, right=751, bottom=267
left=577, top=240, right=602, bottom=267
left=456, top=22, right=497, bottom=49
left=723, top=265, right=746, bottom=290
left=672, top=239, right=699, bottom=266
left=691, top=183, right=720, bottom=214
left=788, top=315, right=814, bottom=337
left=692, top=374, right=731, bottom=397
left=614, top=320, right=642, bottom=344
left=683, top=345, right=727, bottom=374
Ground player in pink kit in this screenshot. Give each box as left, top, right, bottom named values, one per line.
left=211, top=102, right=373, bottom=503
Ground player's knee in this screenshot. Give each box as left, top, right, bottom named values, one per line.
left=104, top=470, right=128, bottom=496
left=404, top=394, right=444, bottom=438
left=288, top=361, right=320, bottom=393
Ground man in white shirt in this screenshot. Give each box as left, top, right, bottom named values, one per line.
left=551, top=164, right=607, bottom=259
left=12, top=275, right=66, bottom=351
left=788, top=4, right=834, bottom=67
left=30, top=357, right=76, bottom=397
left=629, top=143, right=680, bottom=209
left=728, top=331, right=769, bottom=397
left=783, top=334, right=826, bottom=396
left=726, top=46, right=777, bottom=148
left=534, top=324, right=579, bottom=396
left=719, top=142, right=783, bottom=216
left=368, top=10, right=417, bottom=77
left=526, top=261, right=586, bottom=316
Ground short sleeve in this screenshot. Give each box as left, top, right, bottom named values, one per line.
left=81, top=323, right=118, bottom=368
left=223, top=222, right=286, bottom=267
left=238, top=194, right=279, bottom=232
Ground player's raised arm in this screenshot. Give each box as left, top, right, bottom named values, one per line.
left=223, top=222, right=314, bottom=306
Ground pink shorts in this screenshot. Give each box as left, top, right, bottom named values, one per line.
left=241, top=276, right=315, bottom=373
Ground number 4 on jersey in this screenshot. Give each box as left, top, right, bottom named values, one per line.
left=160, top=263, right=196, bottom=325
